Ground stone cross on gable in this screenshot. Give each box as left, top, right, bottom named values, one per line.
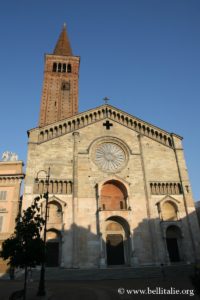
left=103, top=97, right=109, bottom=104
left=103, top=120, right=113, bottom=130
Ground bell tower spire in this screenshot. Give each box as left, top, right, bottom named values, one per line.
left=39, top=24, right=80, bottom=127
left=53, top=23, right=72, bottom=56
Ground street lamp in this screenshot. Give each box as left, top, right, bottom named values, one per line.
left=36, top=167, right=51, bottom=297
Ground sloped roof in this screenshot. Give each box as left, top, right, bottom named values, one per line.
left=53, top=24, right=72, bottom=56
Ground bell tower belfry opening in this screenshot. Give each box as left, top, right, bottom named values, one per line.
left=39, top=24, right=80, bottom=127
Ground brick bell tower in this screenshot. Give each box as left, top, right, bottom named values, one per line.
left=39, top=24, right=80, bottom=127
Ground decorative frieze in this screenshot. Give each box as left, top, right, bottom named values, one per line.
left=150, top=182, right=182, bottom=195
left=0, top=176, right=23, bottom=184
left=34, top=179, right=73, bottom=195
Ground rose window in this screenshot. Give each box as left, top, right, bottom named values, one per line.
left=95, top=143, right=126, bottom=172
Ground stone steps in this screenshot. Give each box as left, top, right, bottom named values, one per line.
left=43, top=267, right=160, bottom=280
left=19, top=264, right=194, bottom=281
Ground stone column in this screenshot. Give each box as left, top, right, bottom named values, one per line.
left=161, top=225, right=170, bottom=264
left=98, top=202, right=107, bottom=268
left=60, top=211, right=66, bottom=267
left=130, top=229, right=139, bottom=266
left=137, top=134, right=158, bottom=264
left=171, top=134, right=199, bottom=262
left=99, top=232, right=106, bottom=268
left=127, top=211, right=138, bottom=266
left=95, top=185, right=106, bottom=268
left=72, top=131, right=79, bottom=268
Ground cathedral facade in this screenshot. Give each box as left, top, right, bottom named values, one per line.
left=23, top=25, right=200, bottom=268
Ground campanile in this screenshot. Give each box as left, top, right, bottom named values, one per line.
left=39, top=24, right=80, bottom=127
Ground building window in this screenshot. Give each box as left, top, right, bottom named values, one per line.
left=0, top=191, right=7, bottom=201
left=61, top=81, right=70, bottom=91
left=52, top=63, right=68, bottom=73
left=52, top=62, right=57, bottom=72
left=58, top=63, right=62, bottom=72
left=62, top=64, right=66, bottom=72
left=0, top=216, right=3, bottom=232
left=67, top=64, right=72, bottom=73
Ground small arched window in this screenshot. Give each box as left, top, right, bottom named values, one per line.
left=58, top=63, right=62, bottom=72
left=62, top=64, right=66, bottom=72
left=67, top=64, right=72, bottom=73
left=168, top=138, right=172, bottom=147
left=39, top=180, right=44, bottom=194
left=52, top=62, right=57, bottom=72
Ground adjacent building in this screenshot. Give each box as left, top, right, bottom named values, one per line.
left=0, top=154, right=24, bottom=272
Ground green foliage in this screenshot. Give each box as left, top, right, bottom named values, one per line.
left=0, top=196, right=45, bottom=268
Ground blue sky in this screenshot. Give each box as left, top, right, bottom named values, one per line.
left=0, top=0, right=199, bottom=200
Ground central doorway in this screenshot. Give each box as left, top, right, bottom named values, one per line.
left=166, top=225, right=182, bottom=262
left=106, top=234, right=124, bottom=265
left=105, top=217, right=131, bottom=266
left=46, top=230, right=61, bottom=267
left=46, top=242, right=59, bottom=267
left=166, top=238, right=180, bottom=262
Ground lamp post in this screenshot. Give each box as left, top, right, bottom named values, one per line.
left=36, top=167, right=51, bottom=297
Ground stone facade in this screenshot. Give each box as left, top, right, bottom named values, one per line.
left=23, top=26, right=200, bottom=269
left=0, top=160, right=24, bottom=272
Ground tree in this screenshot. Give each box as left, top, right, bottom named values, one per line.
left=0, top=196, right=45, bottom=300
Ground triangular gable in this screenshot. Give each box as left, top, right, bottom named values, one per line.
left=156, top=195, right=181, bottom=206
left=30, top=104, right=182, bottom=148
left=40, top=195, right=67, bottom=208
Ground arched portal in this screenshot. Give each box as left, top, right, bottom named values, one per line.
left=105, top=216, right=130, bottom=266
left=162, top=201, right=178, bottom=221
left=166, top=225, right=182, bottom=262
left=47, top=201, right=62, bottom=224
left=100, top=180, right=128, bottom=210
left=46, top=229, right=61, bottom=267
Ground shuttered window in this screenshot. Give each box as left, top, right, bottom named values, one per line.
left=0, top=191, right=7, bottom=200
left=0, top=216, right=3, bottom=232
